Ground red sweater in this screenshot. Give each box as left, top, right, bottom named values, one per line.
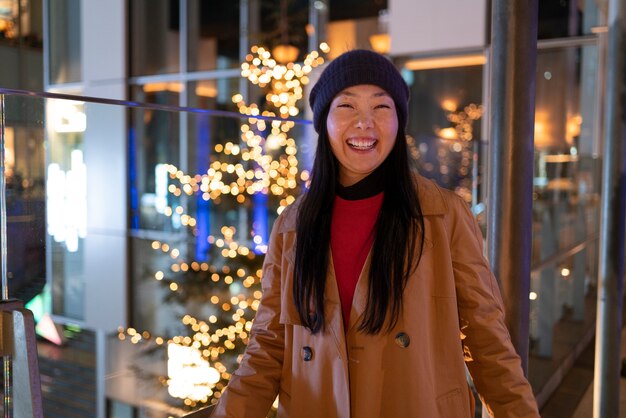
left=330, top=192, right=384, bottom=330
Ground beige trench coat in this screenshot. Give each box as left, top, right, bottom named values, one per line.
left=211, top=175, right=540, bottom=418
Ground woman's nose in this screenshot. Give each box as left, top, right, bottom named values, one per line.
left=355, top=111, right=374, bottom=129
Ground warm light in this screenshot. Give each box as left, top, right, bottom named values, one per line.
left=167, top=343, right=219, bottom=401
left=143, top=82, right=183, bottom=93
left=561, top=268, right=571, bottom=277
left=543, top=154, right=579, bottom=163
left=195, top=80, right=218, bottom=98
left=369, top=34, right=391, bottom=55
left=438, top=127, right=458, bottom=140
left=441, top=99, right=458, bottom=112
left=50, top=100, right=87, bottom=133
left=533, top=110, right=554, bottom=149
left=405, top=54, right=486, bottom=71
left=566, top=114, right=582, bottom=144
left=529, top=292, right=538, bottom=300
left=272, top=44, right=299, bottom=64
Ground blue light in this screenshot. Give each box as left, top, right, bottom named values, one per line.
left=195, top=114, right=211, bottom=261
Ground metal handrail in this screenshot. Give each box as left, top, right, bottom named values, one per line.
left=0, top=88, right=312, bottom=125
left=530, top=233, right=599, bottom=274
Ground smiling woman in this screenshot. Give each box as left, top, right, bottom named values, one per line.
left=209, top=49, right=540, bottom=418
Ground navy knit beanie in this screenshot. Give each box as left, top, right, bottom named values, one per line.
left=309, top=49, right=409, bottom=133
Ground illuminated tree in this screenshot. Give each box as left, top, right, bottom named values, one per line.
left=119, top=44, right=329, bottom=413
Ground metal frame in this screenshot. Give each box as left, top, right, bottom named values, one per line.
left=486, top=0, right=538, bottom=375
left=593, top=0, right=625, bottom=415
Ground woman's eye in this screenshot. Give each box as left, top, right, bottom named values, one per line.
left=375, top=103, right=392, bottom=109
left=337, top=103, right=353, bottom=108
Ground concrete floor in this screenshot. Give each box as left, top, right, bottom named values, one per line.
left=541, top=327, right=626, bottom=418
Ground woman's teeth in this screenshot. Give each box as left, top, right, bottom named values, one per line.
left=347, top=139, right=376, bottom=150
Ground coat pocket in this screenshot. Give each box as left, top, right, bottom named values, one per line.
left=436, top=387, right=472, bottom=418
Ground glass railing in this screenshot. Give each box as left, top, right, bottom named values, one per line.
left=0, top=88, right=315, bottom=417
left=528, top=41, right=602, bottom=403
left=0, top=37, right=603, bottom=417
left=401, top=39, right=602, bottom=403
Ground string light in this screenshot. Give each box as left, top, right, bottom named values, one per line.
left=236, top=46, right=325, bottom=118
left=118, top=43, right=329, bottom=409
left=417, top=102, right=484, bottom=202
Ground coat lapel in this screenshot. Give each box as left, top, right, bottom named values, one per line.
left=325, top=254, right=350, bottom=378
left=347, top=251, right=371, bottom=334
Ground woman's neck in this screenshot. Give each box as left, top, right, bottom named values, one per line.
left=336, top=166, right=385, bottom=200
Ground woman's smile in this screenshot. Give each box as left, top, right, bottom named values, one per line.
left=346, top=137, right=378, bottom=151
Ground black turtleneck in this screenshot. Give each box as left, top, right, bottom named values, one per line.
left=335, top=165, right=385, bottom=201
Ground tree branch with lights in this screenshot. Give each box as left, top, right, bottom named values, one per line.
left=118, top=43, right=330, bottom=413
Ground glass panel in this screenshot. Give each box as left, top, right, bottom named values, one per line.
left=45, top=97, right=86, bottom=320
left=0, top=0, right=44, bottom=46
left=528, top=43, right=600, bottom=392
left=2, top=95, right=46, bottom=303
left=532, top=43, right=601, bottom=258
left=0, top=0, right=19, bottom=40
left=187, top=78, right=240, bottom=111
left=130, top=0, right=180, bottom=77
left=187, top=0, right=240, bottom=71
left=130, top=85, right=181, bottom=231
left=2, top=90, right=315, bottom=416
left=125, top=102, right=314, bottom=413
left=538, top=0, right=604, bottom=39
left=0, top=0, right=43, bottom=91
left=327, top=0, right=389, bottom=58
left=259, top=0, right=310, bottom=62
left=328, top=0, right=387, bottom=21
left=48, top=0, right=81, bottom=84
left=403, top=62, right=485, bottom=206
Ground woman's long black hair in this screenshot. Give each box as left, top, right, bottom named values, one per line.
left=293, top=108, right=425, bottom=334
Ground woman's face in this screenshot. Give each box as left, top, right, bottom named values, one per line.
left=326, top=84, right=398, bottom=186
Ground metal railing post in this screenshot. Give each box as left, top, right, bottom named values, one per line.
left=593, top=0, right=626, bottom=415
left=486, top=0, right=539, bottom=374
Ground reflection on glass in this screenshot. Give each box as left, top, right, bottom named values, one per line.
left=3, top=95, right=46, bottom=305
left=258, top=0, right=309, bottom=63
left=538, top=0, right=603, bottom=39
left=528, top=44, right=600, bottom=394
left=46, top=149, right=86, bottom=253
left=130, top=0, right=180, bottom=76
left=0, top=0, right=43, bottom=48
left=187, top=78, right=238, bottom=112
left=123, top=51, right=316, bottom=409
left=130, top=86, right=181, bottom=231
left=187, top=0, right=240, bottom=71
left=404, top=63, right=484, bottom=205
left=48, top=0, right=81, bottom=84
left=126, top=109, right=314, bottom=408
left=0, top=0, right=18, bottom=39
left=46, top=98, right=86, bottom=320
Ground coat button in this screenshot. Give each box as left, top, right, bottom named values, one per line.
left=302, top=346, right=313, bottom=361
left=395, top=332, right=410, bottom=348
